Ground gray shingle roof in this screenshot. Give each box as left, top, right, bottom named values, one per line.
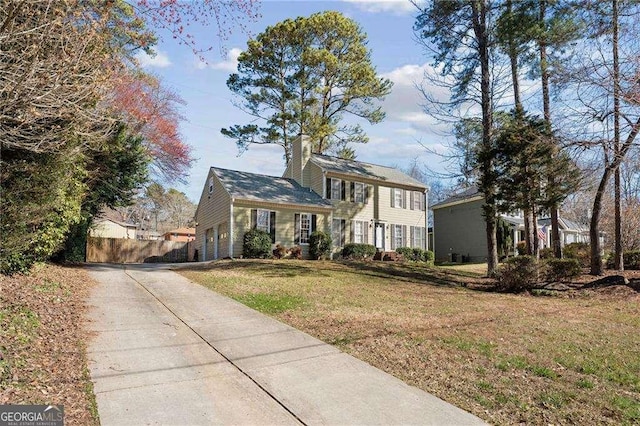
left=538, top=217, right=588, bottom=232
left=212, top=167, right=331, bottom=208
left=431, top=186, right=482, bottom=209
left=309, top=154, right=427, bottom=189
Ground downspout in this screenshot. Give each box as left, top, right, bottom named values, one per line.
left=229, top=200, right=234, bottom=258
left=424, top=189, right=429, bottom=251
left=322, top=171, right=327, bottom=199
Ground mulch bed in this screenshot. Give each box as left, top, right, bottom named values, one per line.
left=0, top=264, right=99, bottom=425
left=465, top=267, right=640, bottom=296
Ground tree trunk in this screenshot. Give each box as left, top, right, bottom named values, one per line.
left=550, top=209, right=561, bottom=257
left=612, top=0, right=624, bottom=271
left=532, top=207, right=540, bottom=258
left=538, top=0, right=563, bottom=259
left=524, top=208, right=533, bottom=255
left=589, top=171, right=608, bottom=275
left=506, top=0, right=521, bottom=111
left=471, top=0, right=498, bottom=276
left=590, top=116, right=640, bottom=274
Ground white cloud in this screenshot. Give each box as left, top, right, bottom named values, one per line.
left=380, top=63, right=450, bottom=133
left=343, top=0, right=423, bottom=15
left=206, top=48, right=243, bottom=72
left=135, top=49, right=172, bottom=68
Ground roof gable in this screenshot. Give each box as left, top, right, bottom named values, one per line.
left=212, top=167, right=331, bottom=208
left=309, top=154, right=427, bottom=189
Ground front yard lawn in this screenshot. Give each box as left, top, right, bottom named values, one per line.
left=179, top=260, right=640, bottom=426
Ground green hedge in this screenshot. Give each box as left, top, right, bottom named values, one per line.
left=623, top=251, right=640, bottom=269
left=608, top=250, right=640, bottom=270
left=564, top=242, right=590, bottom=267
left=242, top=229, right=272, bottom=259
left=309, top=231, right=332, bottom=260
left=496, top=256, right=540, bottom=292
left=545, top=258, right=581, bottom=281
left=395, top=247, right=434, bottom=263
left=342, top=243, right=376, bottom=260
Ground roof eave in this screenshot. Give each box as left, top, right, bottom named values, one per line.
left=233, top=198, right=333, bottom=211
left=431, top=195, right=484, bottom=210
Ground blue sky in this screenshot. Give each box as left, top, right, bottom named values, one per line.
left=136, top=0, right=450, bottom=202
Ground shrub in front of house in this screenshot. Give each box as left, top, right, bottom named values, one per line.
left=309, top=231, right=332, bottom=260
left=545, top=258, right=582, bottom=282
left=342, top=243, right=376, bottom=260
left=516, top=241, right=527, bottom=256
left=609, top=250, right=640, bottom=270
left=424, top=249, right=435, bottom=264
left=539, top=247, right=554, bottom=259
left=289, top=245, right=302, bottom=259
left=564, top=242, right=590, bottom=267
left=395, top=247, right=414, bottom=260
left=413, top=247, right=425, bottom=261
left=243, top=229, right=272, bottom=259
left=495, top=255, right=542, bottom=292
left=394, top=247, right=434, bottom=264
left=624, top=251, right=640, bottom=269
left=273, top=244, right=287, bottom=259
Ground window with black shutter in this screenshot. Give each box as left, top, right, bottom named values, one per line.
left=269, top=211, right=276, bottom=243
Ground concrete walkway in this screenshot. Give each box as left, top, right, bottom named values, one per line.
left=86, top=264, right=486, bottom=425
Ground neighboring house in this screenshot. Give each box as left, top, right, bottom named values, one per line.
left=89, top=219, right=137, bottom=239
left=431, top=186, right=591, bottom=263
left=538, top=217, right=590, bottom=246
left=163, top=227, right=196, bottom=242
left=137, top=230, right=163, bottom=241
left=195, top=135, right=428, bottom=260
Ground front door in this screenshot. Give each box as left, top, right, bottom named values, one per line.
left=375, top=223, right=385, bottom=250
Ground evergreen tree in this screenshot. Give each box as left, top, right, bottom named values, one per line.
left=416, top=0, right=500, bottom=275
left=222, top=11, right=392, bottom=163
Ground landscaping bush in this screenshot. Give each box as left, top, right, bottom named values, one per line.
left=413, top=247, right=426, bottom=262
left=395, top=247, right=434, bottom=264
left=289, top=245, right=302, bottom=260
left=495, top=256, right=542, bottom=292
left=309, top=231, right=332, bottom=260
left=539, top=247, right=554, bottom=260
left=516, top=241, right=527, bottom=256
left=545, top=258, right=581, bottom=282
left=609, top=250, right=640, bottom=269
left=342, top=243, right=376, bottom=260
left=242, top=229, right=272, bottom=259
left=272, top=244, right=287, bottom=259
left=564, top=242, right=590, bottom=267
left=424, top=249, right=435, bottom=263
left=624, top=251, right=640, bottom=269
left=395, top=247, right=414, bottom=260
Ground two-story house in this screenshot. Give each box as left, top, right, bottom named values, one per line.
left=195, top=135, right=428, bottom=260
left=431, top=186, right=591, bottom=263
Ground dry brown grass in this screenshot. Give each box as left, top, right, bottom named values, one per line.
left=180, top=260, right=640, bottom=426
left=0, top=264, right=99, bottom=425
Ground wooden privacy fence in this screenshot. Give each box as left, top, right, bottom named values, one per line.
left=86, top=237, right=196, bottom=263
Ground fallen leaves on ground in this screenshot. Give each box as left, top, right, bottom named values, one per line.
left=0, top=263, right=98, bottom=425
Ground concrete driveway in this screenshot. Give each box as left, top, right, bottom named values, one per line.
left=85, top=263, right=486, bottom=425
